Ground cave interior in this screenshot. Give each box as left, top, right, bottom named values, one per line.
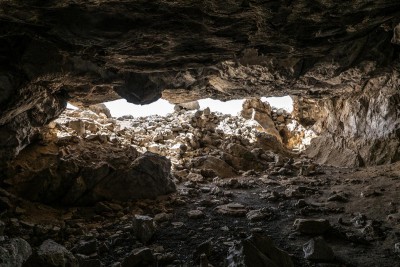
left=0, top=1, right=400, bottom=266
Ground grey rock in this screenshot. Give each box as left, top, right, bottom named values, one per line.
left=133, top=215, right=155, bottom=245
left=187, top=210, right=205, bottom=219
left=71, top=239, right=98, bottom=255
left=246, top=210, right=267, bottom=221
left=94, top=152, right=176, bottom=201
left=0, top=238, right=32, bottom=267
left=216, top=203, right=247, bottom=217
left=87, top=104, right=112, bottom=118
left=31, top=239, right=78, bottom=267
left=0, top=221, right=5, bottom=236
left=121, top=247, right=155, bottom=267
left=178, top=101, right=200, bottom=110
left=303, top=237, right=335, bottom=262
left=294, top=219, right=331, bottom=235
left=227, top=234, right=294, bottom=267
left=395, top=242, right=400, bottom=254
left=193, top=239, right=212, bottom=262
left=75, top=254, right=103, bottom=267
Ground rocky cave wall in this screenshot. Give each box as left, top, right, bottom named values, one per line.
left=1, top=0, right=400, bottom=170
left=301, top=70, right=400, bottom=167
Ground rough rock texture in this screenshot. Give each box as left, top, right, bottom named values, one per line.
left=26, top=239, right=78, bottom=267
left=1, top=1, right=400, bottom=168
left=2, top=103, right=312, bottom=204
left=0, top=238, right=32, bottom=267
left=298, top=72, right=400, bottom=167
left=3, top=110, right=176, bottom=205
left=241, top=98, right=281, bottom=142
left=226, top=234, right=294, bottom=267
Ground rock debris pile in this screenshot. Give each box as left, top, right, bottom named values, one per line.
left=3, top=98, right=314, bottom=206
left=0, top=99, right=399, bottom=266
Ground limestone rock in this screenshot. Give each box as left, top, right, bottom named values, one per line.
left=301, top=78, right=400, bottom=167
left=241, top=99, right=281, bottom=142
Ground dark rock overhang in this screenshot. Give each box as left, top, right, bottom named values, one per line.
left=1, top=1, right=399, bottom=111
left=0, top=1, right=400, bottom=167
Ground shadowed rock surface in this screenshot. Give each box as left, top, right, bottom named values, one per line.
left=1, top=2, right=400, bottom=266
left=1, top=0, right=400, bottom=166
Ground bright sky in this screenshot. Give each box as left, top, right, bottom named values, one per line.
left=67, top=96, right=293, bottom=117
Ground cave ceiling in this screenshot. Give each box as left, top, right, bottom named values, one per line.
left=0, top=0, right=399, bottom=124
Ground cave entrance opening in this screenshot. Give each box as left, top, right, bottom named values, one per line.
left=90, top=96, right=294, bottom=118
left=66, top=95, right=313, bottom=153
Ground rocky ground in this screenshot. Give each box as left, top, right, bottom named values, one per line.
left=0, top=100, right=399, bottom=266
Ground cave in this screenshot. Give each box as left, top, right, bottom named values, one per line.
left=0, top=1, right=400, bottom=266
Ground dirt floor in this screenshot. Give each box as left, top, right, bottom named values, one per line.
left=2, top=162, right=400, bottom=266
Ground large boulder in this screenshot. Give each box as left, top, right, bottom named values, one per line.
left=222, top=143, right=265, bottom=171
left=191, top=155, right=237, bottom=178
left=241, top=99, right=281, bottom=142
left=87, top=104, right=112, bottom=118
left=0, top=238, right=32, bottom=267
left=26, top=239, right=78, bottom=267
left=93, top=152, right=176, bottom=201
left=5, top=138, right=176, bottom=205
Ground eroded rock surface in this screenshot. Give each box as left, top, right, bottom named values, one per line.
left=1, top=1, right=400, bottom=168
left=298, top=72, right=400, bottom=167
left=3, top=109, right=176, bottom=205
left=3, top=99, right=310, bottom=204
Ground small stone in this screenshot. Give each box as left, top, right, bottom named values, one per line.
left=154, top=213, right=172, bottom=223
left=0, top=220, right=5, bottom=235
left=187, top=210, right=205, bottom=219
left=133, top=215, right=155, bottom=245
left=387, top=213, right=400, bottom=223
left=75, top=254, right=103, bottom=267
left=395, top=243, right=400, bottom=254
left=295, top=199, right=307, bottom=208
left=171, top=222, right=184, bottom=228
left=203, top=107, right=211, bottom=116
left=72, top=239, right=98, bottom=255
left=294, top=219, right=331, bottom=235
left=15, top=206, right=26, bottom=214
left=187, top=172, right=204, bottom=182
left=193, top=239, right=212, bottom=262
left=221, top=226, right=229, bottom=231
left=327, top=193, right=348, bottom=203
left=179, top=101, right=200, bottom=110
left=121, top=247, right=155, bottom=267
left=216, top=203, right=247, bottom=217
left=303, top=237, right=335, bottom=262
left=246, top=209, right=267, bottom=221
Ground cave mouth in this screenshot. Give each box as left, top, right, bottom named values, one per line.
left=66, top=95, right=312, bottom=154
left=1, top=1, right=400, bottom=265
left=99, top=96, right=294, bottom=118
